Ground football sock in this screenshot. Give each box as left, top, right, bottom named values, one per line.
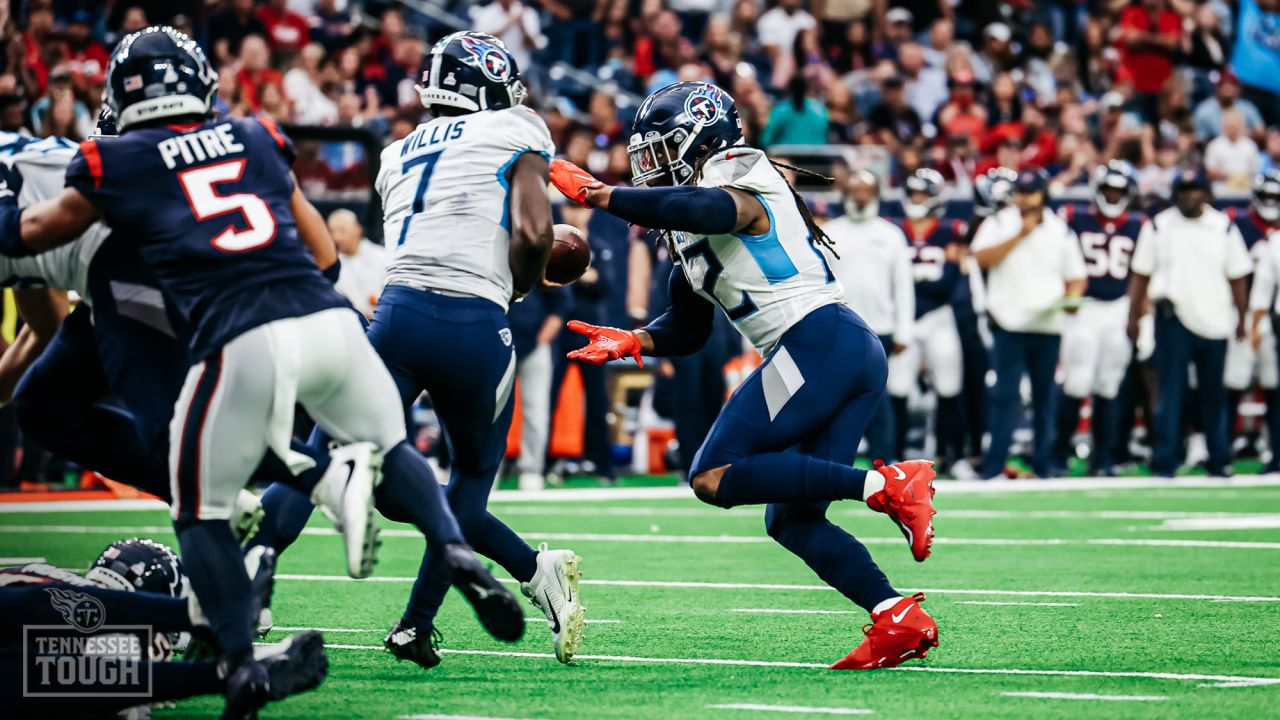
left=871, top=596, right=901, bottom=615
left=713, top=453, right=868, bottom=508
left=765, top=505, right=897, bottom=612
left=1090, top=395, right=1116, bottom=471
left=935, top=394, right=964, bottom=462
left=174, top=520, right=254, bottom=660
left=861, top=472, right=885, bottom=501
left=475, top=513, right=538, bottom=583
left=1227, top=389, right=1244, bottom=438
left=376, top=441, right=465, bottom=547
left=249, top=483, right=314, bottom=554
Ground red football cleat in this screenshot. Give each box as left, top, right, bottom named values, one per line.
left=867, top=459, right=937, bottom=562
left=829, top=593, right=939, bottom=670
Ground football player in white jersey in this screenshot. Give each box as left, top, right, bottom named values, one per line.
left=251, top=32, right=585, bottom=667
left=550, top=81, right=939, bottom=670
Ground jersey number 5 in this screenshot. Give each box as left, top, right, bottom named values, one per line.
left=179, top=159, right=277, bottom=253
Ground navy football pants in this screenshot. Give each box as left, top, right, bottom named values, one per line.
left=691, top=303, right=898, bottom=611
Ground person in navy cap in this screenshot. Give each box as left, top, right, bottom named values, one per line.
left=1129, top=166, right=1252, bottom=476
left=971, top=167, right=1087, bottom=478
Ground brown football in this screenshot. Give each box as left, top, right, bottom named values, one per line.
left=546, top=223, right=591, bottom=284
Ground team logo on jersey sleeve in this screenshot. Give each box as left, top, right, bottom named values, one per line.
left=458, top=35, right=511, bottom=82
left=684, top=86, right=724, bottom=126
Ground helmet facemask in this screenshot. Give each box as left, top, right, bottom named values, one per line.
left=628, top=126, right=697, bottom=187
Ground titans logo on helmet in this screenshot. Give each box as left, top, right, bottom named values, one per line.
left=684, top=85, right=724, bottom=126
left=458, top=35, right=511, bottom=82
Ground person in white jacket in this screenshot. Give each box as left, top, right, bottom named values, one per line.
left=822, top=170, right=914, bottom=462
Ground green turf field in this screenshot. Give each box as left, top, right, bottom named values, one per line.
left=3, top=477, right=1280, bottom=719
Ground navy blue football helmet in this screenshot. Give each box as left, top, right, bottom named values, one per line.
left=628, top=82, right=744, bottom=187
left=1253, top=168, right=1280, bottom=222
left=902, top=168, right=946, bottom=220
left=104, top=25, right=217, bottom=130
left=418, top=31, right=526, bottom=115
left=1091, top=160, right=1136, bottom=218
left=974, top=166, right=1018, bottom=217
left=87, top=538, right=186, bottom=597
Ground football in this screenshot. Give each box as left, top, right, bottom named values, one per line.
left=546, top=223, right=591, bottom=284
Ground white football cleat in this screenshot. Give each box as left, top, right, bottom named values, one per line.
left=521, top=543, right=584, bottom=663
left=310, top=442, right=381, bottom=579
left=229, top=489, right=264, bottom=544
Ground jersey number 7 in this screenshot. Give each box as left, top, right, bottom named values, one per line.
left=179, top=159, right=277, bottom=253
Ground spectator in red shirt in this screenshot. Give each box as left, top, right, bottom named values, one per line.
left=256, top=0, right=311, bottom=52
left=64, top=11, right=109, bottom=89
left=1117, top=0, right=1181, bottom=121
left=235, top=35, right=285, bottom=112
left=937, top=71, right=988, bottom=142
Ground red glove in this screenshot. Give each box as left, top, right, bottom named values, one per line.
left=565, top=320, right=644, bottom=367
left=550, top=159, right=604, bottom=208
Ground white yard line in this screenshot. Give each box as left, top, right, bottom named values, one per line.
left=0, top=557, right=44, bottom=564
left=953, top=601, right=1080, bottom=607
left=274, top=574, right=1280, bottom=603
left=313, top=644, right=1280, bottom=688
left=401, top=714, right=546, bottom=720
left=496, top=506, right=1280, bottom=521
left=730, top=608, right=858, bottom=615
left=1001, top=691, right=1166, bottom=701
left=1147, top=516, right=1280, bottom=531
left=7, top=523, right=1278, bottom=551
left=707, top=704, right=874, bottom=715
left=5, top=475, right=1280, bottom=514
left=272, top=626, right=375, bottom=633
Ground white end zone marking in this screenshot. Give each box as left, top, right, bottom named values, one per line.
left=708, top=704, right=874, bottom=715
left=1001, top=692, right=1167, bottom=701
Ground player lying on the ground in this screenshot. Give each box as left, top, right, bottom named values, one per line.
left=250, top=32, right=585, bottom=667
left=549, top=81, right=940, bottom=670
left=0, top=538, right=326, bottom=718
left=0, top=25, right=522, bottom=717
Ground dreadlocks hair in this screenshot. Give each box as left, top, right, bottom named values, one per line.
left=769, top=159, right=840, bottom=260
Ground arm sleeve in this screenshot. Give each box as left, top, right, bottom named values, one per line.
left=607, top=186, right=740, bottom=236
left=1226, top=224, right=1254, bottom=280
left=641, top=267, right=716, bottom=357
left=1130, top=221, right=1156, bottom=276
left=1250, top=241, right=1275, bottom=311
left=892, top=234, right=915, bottom=339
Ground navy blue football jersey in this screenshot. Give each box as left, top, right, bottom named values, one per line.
left=66, top=116, right=345, bottom=359
left=895, top=217, right=966, bottom=318
left=1227, top=207, right=1276, bottom=250
left=1061, top=204, right=1144, bottom=302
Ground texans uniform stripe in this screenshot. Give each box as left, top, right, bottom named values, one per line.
left=77, top=139, right=104, bottom=189
left=175, top=350, right=223, bottom=519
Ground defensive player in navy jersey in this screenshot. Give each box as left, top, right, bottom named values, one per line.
left=1225, top=169, right=1280, bottom=456
left=1052, top=161, right=1144, bottom=475
left=890, top=169, right=967, bottom=471
left=550, top=82, right=940, bottom=669
left=0, top=27, right=520, bottom=716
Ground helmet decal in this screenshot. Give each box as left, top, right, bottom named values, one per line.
left=684, top=85, right=724, bottom=126
left=458, top=34, right=511, bottom=82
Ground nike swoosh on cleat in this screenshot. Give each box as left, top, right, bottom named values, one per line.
left=890, top=608, right=910, bottom=624
left=544, top=590, right=561, bottom=634
left=892, top=466, right=906, bottom=480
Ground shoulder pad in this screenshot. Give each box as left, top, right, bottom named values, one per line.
left=697, top=147, right=767, bottom=189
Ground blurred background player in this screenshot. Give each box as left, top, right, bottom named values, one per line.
left=1224, top=170, right=1280, bottom=460
left=889, top=169, right=966, bottom=473
left=549, top=81, right=939, bottom=670
left=972, top=168, right=1087, bottom=479
left=822, top=168, right=913, bottom=464
left=508, top=279, right=570, bottom=491
left=1053, top=161, right=1143, bottom=476
left=1130, top=167, right=1252, bottom=477
left=1249, top=192, right=1280, bottom=472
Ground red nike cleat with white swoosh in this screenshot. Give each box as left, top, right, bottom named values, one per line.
left=866, top=459, right=937, bottom=562
left=829, top=593, right=938, bottom=670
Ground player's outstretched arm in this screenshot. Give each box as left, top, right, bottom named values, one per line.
left=566, top=268, right=715, bottom=366
left=0, top=188, right=98, bottom=257
left=508, top=152, right=555, bottom=299
left=549, top=159, right=767, bottom=236
left=290, top=182, right=339, bottom=277
left=0, top=289, right=69, bottom=404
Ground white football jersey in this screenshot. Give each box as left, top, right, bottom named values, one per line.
left=668, top=147, right=844, bottom=355
left=376, top=105, right=555, bottom=311
left=2, top=137, right=109, bottom=301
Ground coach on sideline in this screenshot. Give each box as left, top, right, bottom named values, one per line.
left=822, top=169, right=914, bottom=463
left=971, top=168, right=1086, bottom=479
left=1129, top=167, right=1251, bottom=477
